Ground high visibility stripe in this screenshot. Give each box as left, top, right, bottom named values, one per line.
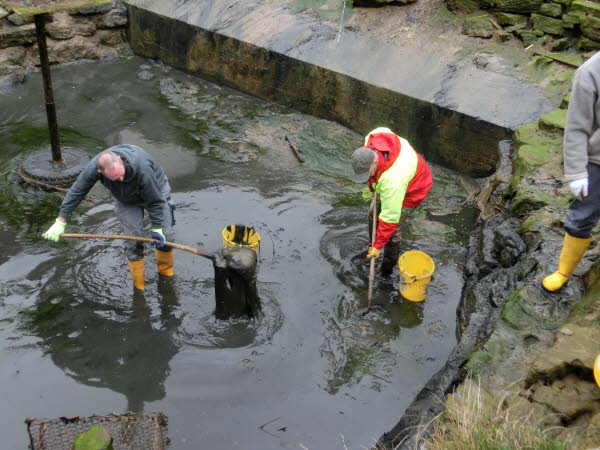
left=372, top=138, right=418, bottom=224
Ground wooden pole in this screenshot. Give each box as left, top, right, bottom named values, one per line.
left=367, top=194, right=378, bottom=309
left=44, top=233, right=214, bottom=260
left=34, top=13, right=61, bottom=162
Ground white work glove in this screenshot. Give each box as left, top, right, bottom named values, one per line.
left=569, top=177, right=588, bottom=200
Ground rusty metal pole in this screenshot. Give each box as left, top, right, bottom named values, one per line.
left=34, top=13, right=62, bottom=162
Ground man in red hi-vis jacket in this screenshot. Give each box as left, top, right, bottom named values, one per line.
left=351, top=127, right=433, bottom=275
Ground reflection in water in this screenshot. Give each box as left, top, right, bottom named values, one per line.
left=21, top=281, right=180, bottom=412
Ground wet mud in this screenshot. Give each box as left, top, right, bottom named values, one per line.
left=0, top=57, right=476, bottom=449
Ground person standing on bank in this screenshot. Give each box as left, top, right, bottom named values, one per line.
left=543, top=52, right=600, bottom=291
left=351, top=127, right=433, bottom=275
left=43, top=144, right=176, bottom=291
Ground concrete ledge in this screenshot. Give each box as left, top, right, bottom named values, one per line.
left=125, top=0, right=552, bottom=176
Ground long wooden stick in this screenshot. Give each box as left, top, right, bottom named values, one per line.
left=45, top=233, right=214, bottom=260
left=284, top=135, right=304, bottom=163
left=368, top=194, right=378, bottom=309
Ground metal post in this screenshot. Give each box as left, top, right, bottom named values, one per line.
left=34, top=13, right=61, bottom=162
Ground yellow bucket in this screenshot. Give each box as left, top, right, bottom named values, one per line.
left=222, top=225, right=260, bottom=254
left=594, top=353, right=600, bottom=388
left=398, top=250, right=435, bottom=302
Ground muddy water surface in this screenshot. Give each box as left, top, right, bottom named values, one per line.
left=0, top=57, right=476, bottom=449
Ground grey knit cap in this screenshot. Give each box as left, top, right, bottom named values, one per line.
left=351, top=147, right=375, bottom=183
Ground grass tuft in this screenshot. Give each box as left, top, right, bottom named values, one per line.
left=412, top=379, right=571, bottom=450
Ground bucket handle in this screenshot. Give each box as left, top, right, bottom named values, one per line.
left=404, top=273, right=433, bottom=282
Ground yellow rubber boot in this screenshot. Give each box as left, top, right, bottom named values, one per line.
left=128, top=258, right=145, bottom=291
left=542, top=233, right=592, bottom=291
left=156, top=250, right=174, bottom=276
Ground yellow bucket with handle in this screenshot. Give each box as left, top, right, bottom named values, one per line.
left=222, top=225, right=260, bottom=254
left=398, top=250, right=435, bottom=302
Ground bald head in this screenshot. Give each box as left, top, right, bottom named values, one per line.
left=97, top=151, right=125, bottom=181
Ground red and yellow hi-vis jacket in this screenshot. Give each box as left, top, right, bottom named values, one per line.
left=365, top=128, right=433, bottom=250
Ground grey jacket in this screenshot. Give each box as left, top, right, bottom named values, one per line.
left=564, top=51, right=600, bottom=181
left=59, top=145, right=171, bottom=228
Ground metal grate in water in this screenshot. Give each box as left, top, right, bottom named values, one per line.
left=25, top=412, right=169, bottom=450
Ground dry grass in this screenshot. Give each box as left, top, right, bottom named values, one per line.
left=411, top=378, right=570, bottom=450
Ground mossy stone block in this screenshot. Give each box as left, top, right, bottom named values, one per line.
left=563, top=11, right=583, bottom=24
left=515, top=121, right=544, bottom=145
left=481, top=0, right=543, bottom=13
left=495, top=11, right=529, bottom=26
left=506, top=179, right=570, bottom=215
left=578, top=35, right=600, bottom=49
left=570, top=0, right=600, bottom=19
left=519, top=30, right=538, bottom=45
left=463, top=15, right=496, bottom=38
left=448, top=0, right=480, bottom=13
left=539, top=108, right=567, bottom=133
left=532, top=13, right=567, bottom=34
left=581, top=14, right=600, bottom=41
left=541, top=2, right=563, bottom=16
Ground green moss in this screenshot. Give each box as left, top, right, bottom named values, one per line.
left=502, top=287, right=562, bottom=331
left=347, top=347, right=378, bottom=378
left=560, top=91, right=571, bottom=108
left=534, top=51, right=584, bottom=67
left=519, top=143, right=552, bottom=166
left=518, top=209, right=562, bottom=234
left=504, top=121, right=568, bottom=216
left=515, top=122, right=543, bottom=145
left=524, top=57, right=575, bottom=102
left=20, top=297, right=67, bottom=325
left=508, top=181, right=571, bottom=216
left=465, top=350, right=494, bottom=376
left=569, top=261, right=600, bottom=325
left=571, top=0, right=600, bottom=18
left=9, top=125, right=104, bottom=155
left=334, top=190, right=371, bottom=207
left=539, top=109, right=568, bottom=133
left=72, top=426, right=113, bottom=450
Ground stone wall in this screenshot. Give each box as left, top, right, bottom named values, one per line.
left=0, top=0, right=130, bottom=87
left=453, top=0, right=600, bottom=51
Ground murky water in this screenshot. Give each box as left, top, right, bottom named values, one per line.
left=0, top=57, right=476, bottom=449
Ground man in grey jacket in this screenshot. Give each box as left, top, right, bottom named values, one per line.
left=43, top=144, right=176, bottom=291
left=543, top=51, right=600, bottom=291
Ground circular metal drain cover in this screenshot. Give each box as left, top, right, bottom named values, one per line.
left=18, top=148, right=91, bottom=192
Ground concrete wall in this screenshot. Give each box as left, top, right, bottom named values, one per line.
left=124, top=2, right=536, bottom=177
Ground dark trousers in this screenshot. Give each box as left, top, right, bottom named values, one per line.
left=565, top=162, right=600, bottom=239
left=115, top=197, right=176, bottom=261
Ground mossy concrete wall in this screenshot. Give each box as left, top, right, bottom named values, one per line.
left=124, top=1, right=552, bottom=177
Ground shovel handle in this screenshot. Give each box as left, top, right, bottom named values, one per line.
left=43, top=233, right=214, bottom=260
left=367, top=194, right=378, bottom=309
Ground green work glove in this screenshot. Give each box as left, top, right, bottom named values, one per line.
left=44, top=219, right=66, bottom=242
left=151, top=228, right=166, bottom=248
